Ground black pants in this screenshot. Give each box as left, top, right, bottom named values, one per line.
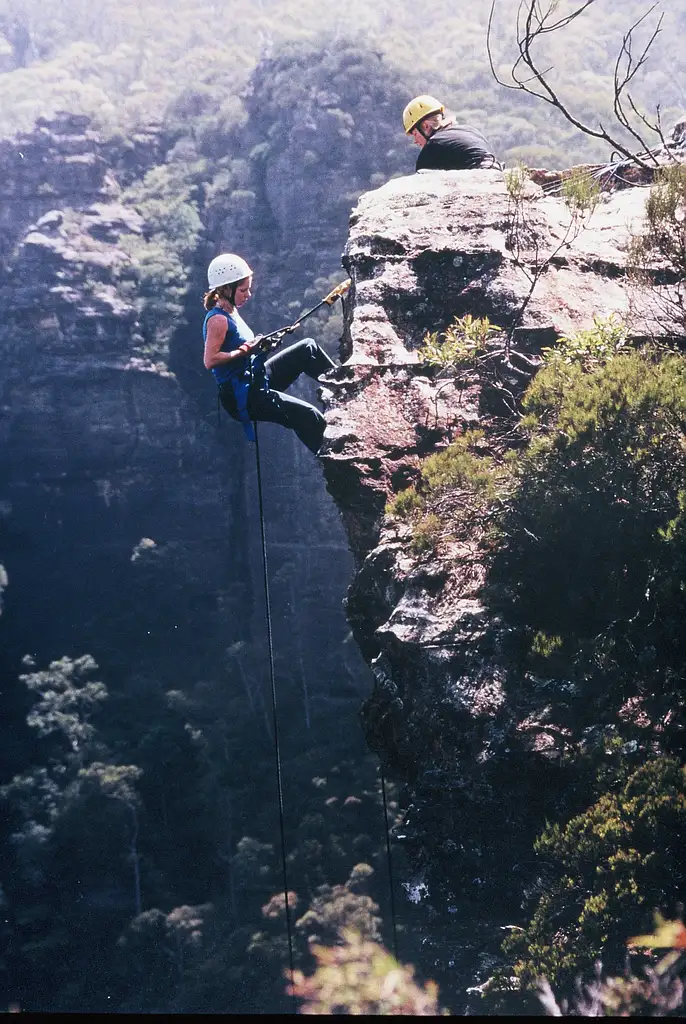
left=219, top=338, right=336, bottom=453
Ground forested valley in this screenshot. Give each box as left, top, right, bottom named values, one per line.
left=0, top=0, right=685, bottom=1015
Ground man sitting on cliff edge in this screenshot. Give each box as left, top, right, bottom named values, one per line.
left=403, top=94, right=501, bottom=171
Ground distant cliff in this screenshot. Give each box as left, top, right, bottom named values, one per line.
left=0, top=112, right=361, bottom=738
left=0, top=111, right=384, bottom=1015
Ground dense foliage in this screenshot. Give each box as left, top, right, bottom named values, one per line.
left=629, top=163, right=686, bottom=337
left=0, top=0, right=684, bottom=166
left=288, top=929, right=446, bottom=1015
left=0, top=649, right=405, bottom=1012
left=503, top=756, right=686, bottom=991
left=495, top=330, right=686, bottom=707
left=386, top=282, right=686, bottom=1008
left=404, top=315, right=686, bottom=1006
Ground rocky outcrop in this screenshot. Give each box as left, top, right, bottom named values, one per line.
left=319, top=166, right=683, bottom=904
left=0, top=113, right=165, bottom=263
left=321, top=167, right=661, bottom=560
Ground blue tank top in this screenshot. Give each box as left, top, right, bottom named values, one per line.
left=202, top=307, right=255, bottom=385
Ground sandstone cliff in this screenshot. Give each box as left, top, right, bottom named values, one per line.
left=3, top=108, right=684, bottom=1009
left=319, top=163, right=684, bottom=924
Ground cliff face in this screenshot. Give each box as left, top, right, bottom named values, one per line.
left=0, top=112, right=389, bottom=1017
left=319, top=166, right=677, bottom=904
left=0, top=114, right=362, bottom=736
left=0, top=115, right=244, bottom=688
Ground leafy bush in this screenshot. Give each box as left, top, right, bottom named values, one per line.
left=420, top=430, right=497, bottom=497
left=504, top=163, right=530, bottom=201
left=386, top=486, right=422, bottom=519
left=410, top=513, right=443, bottom=555
left=536, top=913, right=686, bottom=1016
left=418, top=315, right=502, bottom=374
left=502, top=758, right=686, bottom=995
left=560, top=166, right=600, bottom=216
left=479, top=321, right=686, bottom=1010
left=288, top=929, right=446, bottom=1015
left=628, top=163, right=686, bottom=334
left=538, top=313, right=628, bottom=373
left=117, top=162, right=203, bottom=360
left=386, top=431, right=503, bottom=553
left=493, top=335, right=686, bottom=685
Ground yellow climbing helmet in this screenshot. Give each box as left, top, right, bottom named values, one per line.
left=402, top=94, right=444, bottom=134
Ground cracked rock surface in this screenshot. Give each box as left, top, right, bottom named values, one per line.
left=319, top=166, right=670, bottom=901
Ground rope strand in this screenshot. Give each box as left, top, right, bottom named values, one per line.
left=253, top=416, right=400, bottom=1003
left=254, top=421, right=298, bottom=1011
left=380, top=766, right=400, bottom=962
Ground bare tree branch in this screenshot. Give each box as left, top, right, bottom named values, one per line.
left=612, top=7, right=664, bottom=162
left=487, top=0, right=666, bottom=171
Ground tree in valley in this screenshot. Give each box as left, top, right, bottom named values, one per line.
left=1, top=656, right=145, bottom=1010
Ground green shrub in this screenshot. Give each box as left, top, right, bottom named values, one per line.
left=418, top=315, right=502, bottom=373
left=561, top=166, right=600, bottom=216
left=539, top=314, right=628, bottom=372
left=503, top=758, right=686, bottom=995
left=411, top=514, right=443, bottom=555
left=628, top=163, right=686, bottom=333
left=386, top=487, right=423, bottom=519
left=504, top=164, right=530, bottom=201
left=288, top=929, right=445, bottom=1015
left=118, top=163, right=204, bottom=361
left=530, top=632, right=563, bottom=658
left=630, top=163, right=686, bottom=271
left=421, top=430, right=497, bottom=498
left=493, top=344, right=686, bottom=670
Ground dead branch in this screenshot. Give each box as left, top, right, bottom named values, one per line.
left=612, top=6, right=664, bottom=161
left=487, top=0, right=666, bottom=171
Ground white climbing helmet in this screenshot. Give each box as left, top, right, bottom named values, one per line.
left=207, top=253, right=253, bottom=290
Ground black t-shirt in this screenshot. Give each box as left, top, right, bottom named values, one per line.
left=415, top=122, right=495, bottom=171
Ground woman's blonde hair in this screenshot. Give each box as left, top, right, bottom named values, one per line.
left=203, top=283, right=235, bottom=311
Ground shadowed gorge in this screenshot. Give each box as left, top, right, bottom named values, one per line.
left=1, top=2, right=686, bottom=1015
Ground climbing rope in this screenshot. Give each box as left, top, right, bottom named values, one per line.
left=252, top=419, right=402, bottom=993
left=380, top=766, right=400, bottom=962
left=243, top=300, right=400, bottom=999
left=253, top=421, right=297, bottom=1011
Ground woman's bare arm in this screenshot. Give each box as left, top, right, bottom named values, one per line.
left=203, top=315, right=259, bottom=369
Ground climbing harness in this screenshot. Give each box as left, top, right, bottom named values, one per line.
left=205, top=306, right=269, bottom=442
left=211, top=279, right=350, bottom=442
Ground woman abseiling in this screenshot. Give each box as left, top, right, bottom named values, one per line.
left=202, top=253, right=336, bottom=454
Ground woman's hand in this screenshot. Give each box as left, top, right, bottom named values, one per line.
left=239, top=336, right=264, bottom=354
